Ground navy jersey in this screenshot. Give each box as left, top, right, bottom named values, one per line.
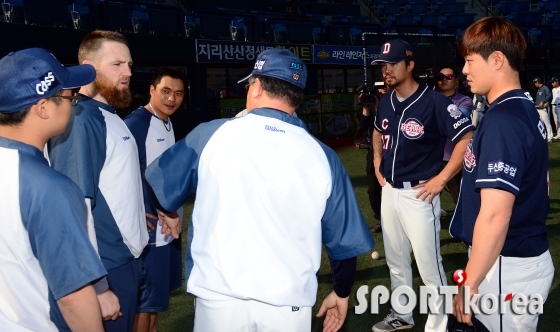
left=145, top=108, right=374, bottom=306
left=125, top=106, right=181, bottom=246
left=374, top=84, right=474, bottom=181
left=450, top=90, right=549, bottom=257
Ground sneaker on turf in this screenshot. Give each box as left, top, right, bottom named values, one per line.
left=371, top=221, right=382, bottom=233
left=372, top=313, right=414, bottom=332
left=554, top=134, right=560, bottom=140
left=440, top=209, right=448, bottom=217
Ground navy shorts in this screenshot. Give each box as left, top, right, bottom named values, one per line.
left=138, top=237, right=182, bottom=312
left=104, top=258, right=142, bottom=332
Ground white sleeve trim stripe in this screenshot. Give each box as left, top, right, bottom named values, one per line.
left=497, top=96, right=532, bottom=104
left=476, top=178, right=520, bottom=191
left=451, top=124, right=475, bottom=141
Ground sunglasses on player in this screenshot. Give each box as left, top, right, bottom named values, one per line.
left=438, top=73, right=454, bottom=81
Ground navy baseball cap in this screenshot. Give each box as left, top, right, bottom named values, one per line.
left=237, top=48, right=307, bottom=90
left=550, top=77, right=559, bottom=83
left=371, top=39, right=414, bottom=65
left=0, top=48, right=96, bottom=114
left=533, top=77, right=543, bottom=83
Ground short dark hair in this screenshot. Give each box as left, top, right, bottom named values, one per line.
left=458, top=17, right=526, bottom=72
left=0, top=90, right=63, bottom=126
left=151, top=67, right=186, bottom=88
left=251, top=74, right=303, bottom=108
left=0, top=106, right=31, bottom=126
left=78, top=30, right=128, bottom=64
left=438, top=64, right=459, bottom=78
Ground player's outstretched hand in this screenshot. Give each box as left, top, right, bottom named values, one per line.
left=97, top=290, right=122, bottom=321
left=158, top=211, right=181, bottom=239
left=414, top=175, right=445, bottom=203
left=316, top=291, right=348, bottom=332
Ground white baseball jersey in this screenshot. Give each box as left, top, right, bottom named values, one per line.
left=146, top=108, right=374, bottom=307
left=48, top=95, right=148, bottom=270
left=124, top=106, right=182, bottom=246
left=0, top=137, right=106, bottom=331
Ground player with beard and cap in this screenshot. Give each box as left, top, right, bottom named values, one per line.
left=47, top=30, right=151, bottom=332
left=371, top=40, right=474, bottom=332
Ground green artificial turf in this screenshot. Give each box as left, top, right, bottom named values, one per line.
left=158, top=144, right=560, bottom=332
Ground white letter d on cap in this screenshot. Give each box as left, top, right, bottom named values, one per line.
left=383, top=43, right=391, bottom=54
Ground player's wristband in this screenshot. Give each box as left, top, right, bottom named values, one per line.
left=329, top=256, right=357, bottom=298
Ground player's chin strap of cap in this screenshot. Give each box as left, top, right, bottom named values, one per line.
left=386, top=179, right=426, bottom=189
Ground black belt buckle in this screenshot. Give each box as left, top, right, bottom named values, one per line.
left=388, top=180, right=421, bottom=189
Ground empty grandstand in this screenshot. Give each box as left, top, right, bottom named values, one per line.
left=1, top=0, right=559, bottom=140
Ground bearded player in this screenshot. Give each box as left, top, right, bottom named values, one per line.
left=48, top=30, right=149, bottom=332
left=371, top=40, right=474, bottom=332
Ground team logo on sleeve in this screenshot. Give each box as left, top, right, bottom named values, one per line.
left=464, top=140, right=476, bottom=172
left=487, top=160, right=518, bottom=179
left=400, top=118, right=424, bottom=139
left=447, top=104, right=462, bottom=119
left=524, top=91, right=534, bottom=102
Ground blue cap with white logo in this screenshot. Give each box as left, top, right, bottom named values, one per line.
left=0, top=48, right=96, bottom=114
left=371, top=39, right=414, bottom=65
left=237, top=48, right=307, bottom=90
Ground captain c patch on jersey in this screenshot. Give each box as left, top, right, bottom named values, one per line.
left=488, top=160, right=518, bottom=179
left=400, top=118, right=424, bottom=139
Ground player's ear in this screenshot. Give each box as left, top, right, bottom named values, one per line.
left=490, top=51, right=505, bottom=70
left=33, top=99, right=50, bottom=120
left=250, top=78, right=264, bottom=99
left=407, top=60, right=415, bottom=73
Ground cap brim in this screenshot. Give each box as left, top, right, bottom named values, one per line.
left=237, top=73, right=252, bottom=84
left=371, top=59, right=395, bottom=65
left=62, top=64, right=96, bottom=89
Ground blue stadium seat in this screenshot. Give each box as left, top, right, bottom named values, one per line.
left=406, top=3, right=428, bottom=14
left=511, top=12, right=543, bottom=25
left=542, top=1, right=560, bottom=12
left=444, top=13, right=476, bottom=27
left=22, top=0, right=71, bottom=27
left=496, top=1, right=530, bottom=14
left=420, top=14, right=439, bottom=26
left=435, top=2, right=466, bottom=14
left=394, top=14, right=415, bottom=25
left=378, top=2, right=401, bottom=15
